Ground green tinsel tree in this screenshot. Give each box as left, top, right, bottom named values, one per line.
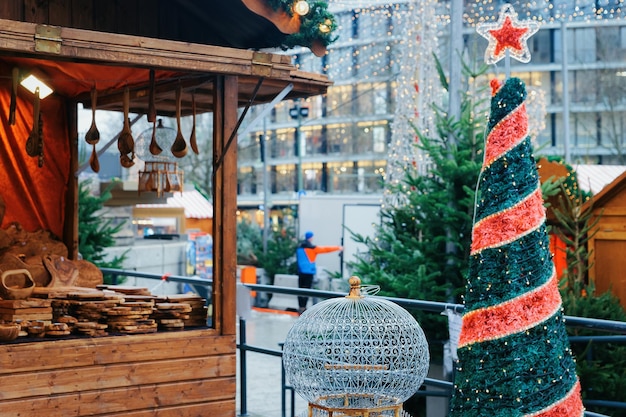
left=449, top=77, right=584, bottom=416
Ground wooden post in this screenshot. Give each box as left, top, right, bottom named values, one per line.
left=64, top=99, right=79, bottom=260
left=213, top=75, right=238, bottom=336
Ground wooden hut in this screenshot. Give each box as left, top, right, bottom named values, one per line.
left=585, top=171, right=626, bottom=309
left=0, top=1, right=332, bottom=415
left=134, top=189, right=214, bottom=236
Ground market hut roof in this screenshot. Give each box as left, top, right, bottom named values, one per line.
left=138, top=190, right=214, bottom=220
left=0, top=0, right=335, bottom=116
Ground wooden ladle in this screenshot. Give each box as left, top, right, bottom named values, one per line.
left=149, top=117, right=163, bottom=155
left=147, top=69, right=157, bottom=123
left=25, top=88, right=41, bottom=157
left=9, top=67, right=18, bottom=126
left=189, top=92, right=199, bottom=155
left=118, top=87, right=135, bottom=167
left=89, top=144, right=100, bottom=173
left=170, top=84, right=188, bottom=158
left=85, top=87, right=100, bottom=145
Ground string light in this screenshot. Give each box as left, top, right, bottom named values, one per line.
left=293, top=0, right=310, bottom=16
left=382, top=0, right=441, bottom=208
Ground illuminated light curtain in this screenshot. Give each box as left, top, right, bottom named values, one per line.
left=383, top=0, right=442, bottom=208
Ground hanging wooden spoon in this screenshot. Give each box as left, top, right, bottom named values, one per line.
left=37, top=113, right=44, bottom=168
left=117, top=87, right=135, bottom=167
left=189, top=92, right=199, bottom=155
left=89, top=144, right=100, bottom=173
left=85, top=86, right=100, bottom=145
left=170, top=83, right=188, bottom=158
left=25, top=87, right=40, bottom=157
left=147, top=69, right=157, bottom=123
left=149, top=117, right=163, bottom=155
left=9, top=67, right=18, bottom=126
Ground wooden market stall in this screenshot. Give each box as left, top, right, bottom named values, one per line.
left=585, top=171, right=626, bottom=309
left=0, top=1, right=332, bottom=416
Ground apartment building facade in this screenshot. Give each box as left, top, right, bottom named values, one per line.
left=237, top=0, right=626, bottom=216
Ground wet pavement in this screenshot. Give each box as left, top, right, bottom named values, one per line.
left=236, top=308, right=308, bottom=417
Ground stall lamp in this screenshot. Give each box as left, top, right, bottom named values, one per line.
left=20, top=74, right=53, bottom=99
left=293, top=0, right=310, bottom=16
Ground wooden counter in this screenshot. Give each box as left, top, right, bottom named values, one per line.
left=0, top=329, right=236, bottom=416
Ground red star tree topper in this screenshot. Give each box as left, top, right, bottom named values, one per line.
left=476, top=3, right=539, bottom=64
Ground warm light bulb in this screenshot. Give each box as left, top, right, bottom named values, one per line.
left=293, top=0, right=310, bottom=16
left=319, top=19, right=332, bottom=33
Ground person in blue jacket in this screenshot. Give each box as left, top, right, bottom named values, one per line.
left=296, top=231, right=342, bottom=314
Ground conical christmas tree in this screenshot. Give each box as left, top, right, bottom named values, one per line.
left=448, top=77, right=584, bottom=416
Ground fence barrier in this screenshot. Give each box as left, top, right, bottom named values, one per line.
left=100, top=268, right=626, bottom=417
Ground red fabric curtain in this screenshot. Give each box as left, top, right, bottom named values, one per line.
left=0, top=62, right=70, bottom=238
left=0, top=57, right=183, bottom=238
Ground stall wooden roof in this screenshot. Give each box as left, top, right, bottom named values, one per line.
left=0, top=19, right=331, bottom=116
left=0, top=0, right=332, bottom=115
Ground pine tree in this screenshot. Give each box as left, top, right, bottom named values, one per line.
left=349, top=61, right=489, bottom=350
left=78, top=180, right=126, bottom=283
left=255, top=226, right=297, bottom=285
left=449, top=77, right=583, bottom=416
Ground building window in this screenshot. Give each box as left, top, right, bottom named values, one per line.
left=326, top=161, right=385, bottom=193
left=357, top=160, right=386, bottom=192
left=274, top=164, right=295, bottom=193
left=327, top=124, right=351, bottom=154
left=572, top=70, right=598, bottom=104
left=271, top=129, right=295, bottom=159
left=573, top=27, right=596, bottom=63
left=327, top=46, right=353, bottom=81
left=303, top=126, right=323, bottom=156
left=373, top=126, right=386, bottom=153
left=354, top=121, right=389, bottom=154
left=328, top=161, right=357, bottom=193
left=327, top=85, right=354, bottom=117
left=531, top=29, right=553, bottom=64
left=239, top=132, right=260, bottom=163
left=357, top=82, right=390, bottom=115
left=302, top=162, right=323, bottom=191
left=238, top=167, right=256, bottom=196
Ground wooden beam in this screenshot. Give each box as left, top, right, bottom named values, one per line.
left=0, top=18, right=308, bottom=80
left=63, top=98, right=78, bottom=260
left=212, top=75, right=238, bottom=336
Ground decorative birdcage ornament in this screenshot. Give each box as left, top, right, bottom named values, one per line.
left=282, top=276, right=430, bottom=417
left=136, top=119, right=184, bottom=197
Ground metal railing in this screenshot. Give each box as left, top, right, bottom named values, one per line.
left=100, top=268, right=626, bottom=417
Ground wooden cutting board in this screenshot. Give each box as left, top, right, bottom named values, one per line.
left=0, top=307, right=53, bottom=315
left=0, top=298, right=52, bottom=308
left=32, top=286, right=103, bottom=299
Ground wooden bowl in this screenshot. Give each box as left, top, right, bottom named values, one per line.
left=0, top=269, right=35, bottom=300
left=0, top=323, right=21, bottom=342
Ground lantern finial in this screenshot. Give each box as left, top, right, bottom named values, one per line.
left=346, top=276, right=363, bottom=299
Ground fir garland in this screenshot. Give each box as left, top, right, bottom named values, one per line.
left=281, top=2, right=337, bottom=50
left=264, top=0, right=337, bottom=50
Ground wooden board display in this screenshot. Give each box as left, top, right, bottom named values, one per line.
left=0, top=330, right=236, bottom=416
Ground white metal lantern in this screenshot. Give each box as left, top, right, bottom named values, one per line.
left=282, top=276, right=430, bottom=417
